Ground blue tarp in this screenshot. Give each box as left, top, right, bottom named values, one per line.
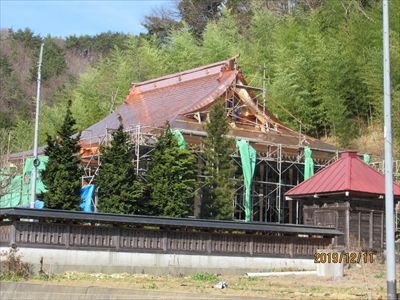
left=20, top=200, right=45, bottom=209
left=79, top=184, right=95, bottom=212
left=34, top=200, right=44, bottom=209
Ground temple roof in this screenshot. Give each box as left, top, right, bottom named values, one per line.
left=285, top=151, right=400, bottom=199
left=79, top=55, right=343, bottom=154
left=10, top=55, right=345, bottom=160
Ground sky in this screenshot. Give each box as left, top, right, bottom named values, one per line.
left=0, top=0, right=169, bottom=38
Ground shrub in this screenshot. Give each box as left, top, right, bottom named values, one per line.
left=0, top=248, right=33, bottom=280
left=190, top=273, right=218, bottom=281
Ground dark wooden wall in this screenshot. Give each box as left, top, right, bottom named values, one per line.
left=0, top=221, right=331, bottom=259
left=303, top=200, right=385, bottom=251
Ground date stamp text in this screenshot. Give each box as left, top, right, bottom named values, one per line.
left=314, top=252, right=373, bottom=264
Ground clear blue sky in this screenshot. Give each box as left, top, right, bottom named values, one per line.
left=1, top=0, right=169, bottom=38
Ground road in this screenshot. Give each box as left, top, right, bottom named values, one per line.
left=0, top=281, right=285, bottom=300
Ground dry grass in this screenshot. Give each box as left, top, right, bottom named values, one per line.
left=14, top=260, right=397, bottom=299
left=322, top=123, right=400, bottom=160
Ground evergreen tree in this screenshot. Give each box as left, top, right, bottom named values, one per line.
left=96, top=116, right=143, bottom=214
left=178, top=0, right=224, bottom=39
left=200, top=98, right=237, bottom=220
left=30, top=36, right=67, bottom=83
left=40, top=100, right=83, bottom=210
left=146, top=121, right=197, bottom=217
left=10, top=27, right=42, bottom=49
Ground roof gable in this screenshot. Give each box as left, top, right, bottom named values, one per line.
left=285, top=151, right=400, bottom=198
left=80, top=55, right=289, bottom=141
left=80, top=57, right=239, bottom=139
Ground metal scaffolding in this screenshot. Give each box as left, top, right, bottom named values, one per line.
left=371, top=160, right=400, bottom=183
left=79, top=124, right=340, bottom=223
left=77, top=62, right=390, bottom=223
left=5, top=61, right=399, bottom=223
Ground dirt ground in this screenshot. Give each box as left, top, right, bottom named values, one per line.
left=19, top=258, right=399, bottom=300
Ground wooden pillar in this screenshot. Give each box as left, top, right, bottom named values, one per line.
left=114, top=226, right=121, bottom=251
left=259, top=164, right=265, bottom=222
left=249, top=235, right=254, bottom=256
left=10, top=220, right=16, bottom=247
left=369, top=212, right=373, bottom=249
left=163, top=227, right=169, bottom=253
left=381, top=212, right=384, bottom=249
left=345, top=208, right=350, bottom=247
left=289, top=168, right=293, bottom=223
left=194, top=156, right=203, bottom=217
left=358, top=211, right=361, bottom=247
left=206, top=233, right=212, bottom=255
left=65, top=221, right=71, bottom=249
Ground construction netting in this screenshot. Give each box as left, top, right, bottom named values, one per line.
left=0, top=156, right=48, bottom=208
left=1, top=157, right=96, bottom=212
left=304, top=147, right=314, bottom=180
left=236, top=140, right=256, bottom=222
left=174, top=130, right=186, bottom=149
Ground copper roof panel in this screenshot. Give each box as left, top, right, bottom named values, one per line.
left=81, top=70, right=235, bottom=141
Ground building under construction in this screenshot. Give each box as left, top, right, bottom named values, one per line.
left=4, top=55, right=399, bottom=224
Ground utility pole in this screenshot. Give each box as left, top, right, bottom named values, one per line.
left=30, top=43, right=44, bottom=208
left=382, top=0, right=396, bottom=299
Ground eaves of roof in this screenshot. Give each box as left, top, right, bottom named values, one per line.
left=0, top=207, right=343, bottom=236
left=171, top=116, right=345, bottom=155
left=285, top=151, right=400, bottom=198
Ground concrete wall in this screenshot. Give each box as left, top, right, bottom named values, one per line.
left=0, top=247, right=315, bottom=276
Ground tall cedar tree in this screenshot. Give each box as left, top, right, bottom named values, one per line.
left=178, top=0, right=224, bottom=39
left=146, top=121, right=197, bottom=217
left=96, top=116, right=143, bottom=214
left=200, top=98, right=237, bottom=220
left=40, top=100, right=83, bottom=210
left=30, top=37, right=67, bottom=83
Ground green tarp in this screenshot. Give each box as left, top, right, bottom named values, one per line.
left=236, top=140, right=256, bottom=222
left=304, top=148, right=314, bottom=180
left=363, top=154, right=370, bottom=164
left=0, top=156, right=48, bottom=208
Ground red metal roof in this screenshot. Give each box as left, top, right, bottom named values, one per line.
left=285, top=151, right=400, bottom=197
left=80, top=57, right=238, bottom=140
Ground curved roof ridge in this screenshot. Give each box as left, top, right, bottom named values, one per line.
left=130, top=55, right=240, bottom=91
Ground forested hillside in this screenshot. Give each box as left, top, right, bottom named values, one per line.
left=1, top=0, right=399, bottom=159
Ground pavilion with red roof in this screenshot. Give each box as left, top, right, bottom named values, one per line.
left=285, top=151, right=400, bottom=250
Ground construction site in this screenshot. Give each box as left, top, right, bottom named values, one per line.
left=2, top=55, right=400, bottom=225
